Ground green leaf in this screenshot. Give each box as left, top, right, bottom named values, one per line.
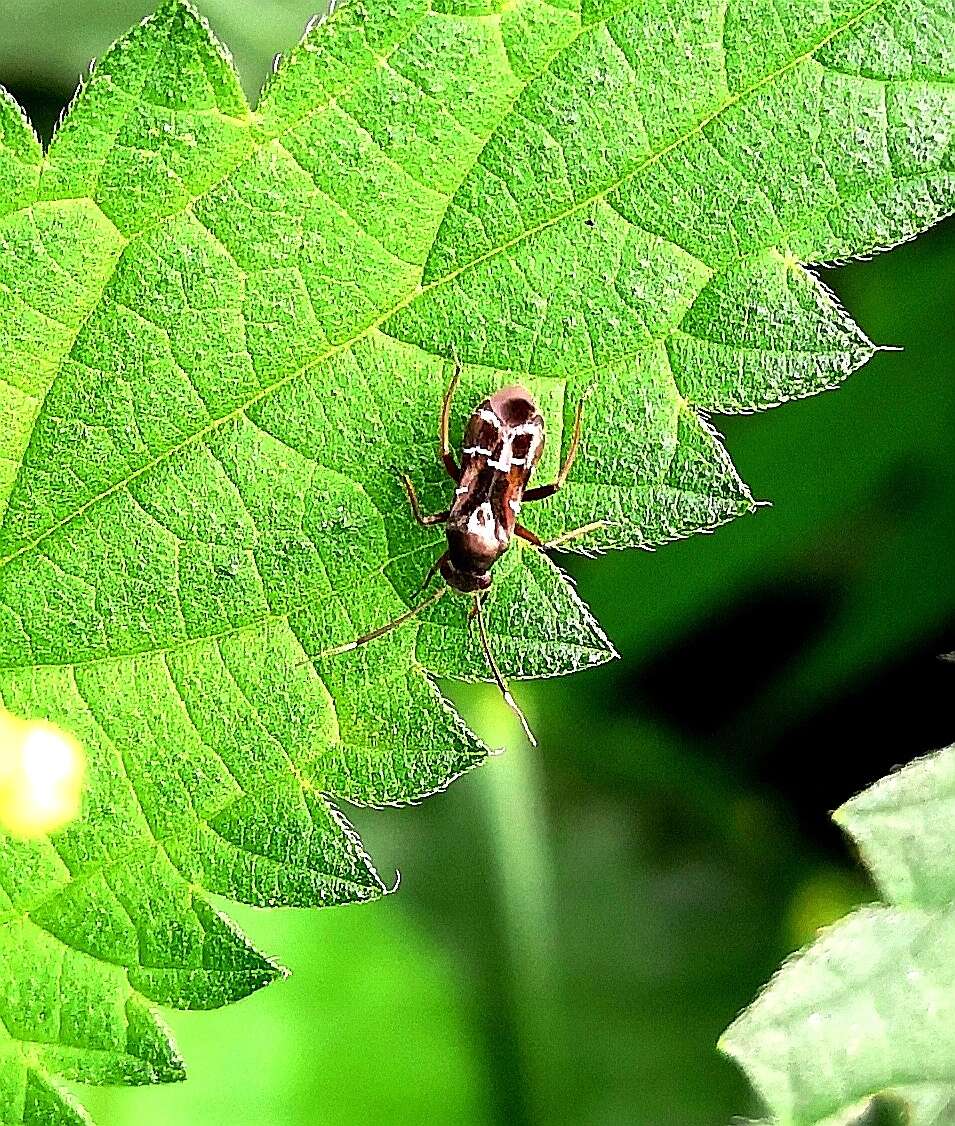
left=836, top=745, right=955, bottom=909
left=0, top=2, right=321, bottom=101
left=0, top=0, right=951, bottom=1119
left=722, top=743, right=955, bottom=1125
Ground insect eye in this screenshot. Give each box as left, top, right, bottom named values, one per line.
left=512, top=433, right=532, bottom=459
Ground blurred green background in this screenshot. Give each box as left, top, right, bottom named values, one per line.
left=2, top=5, right=953, bottom=1124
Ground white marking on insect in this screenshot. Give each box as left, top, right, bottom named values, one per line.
left=478, top=408, right=501, bottom=425
left=509, top=499, right=521, bottom=513
left=463, top=446, right=493, bottom=457
left=467, top=502, right=500, bottom=549
left=455, top=486, right=468, bottom=496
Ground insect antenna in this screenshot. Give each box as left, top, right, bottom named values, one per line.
left=473, top=594, right=538, bottom=748
left=300, top=584, right=447, bottom=664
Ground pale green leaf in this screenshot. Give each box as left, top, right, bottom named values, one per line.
left=835, top=744, right=955, bottom=909
left=723, top=744, right=955, bottom=1125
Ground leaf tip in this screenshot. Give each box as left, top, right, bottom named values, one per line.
left=270, top=957, right=292, bottom=983
left=142, top=0, right=243, bottom=85
left=0, top=84, right=42, bottom=153
left=149, top=0, right=203, bottom=21
left=125, top=996, right=188, bottom=1084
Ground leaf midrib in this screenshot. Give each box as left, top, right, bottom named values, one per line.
left=0, top=0, right=887, bottom=580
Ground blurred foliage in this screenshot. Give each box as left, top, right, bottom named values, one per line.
left=75, top=705, right=868, bottom=1126
left=2, top=2, right=952, bottom=1124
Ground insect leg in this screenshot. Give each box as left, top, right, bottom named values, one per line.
left=401, top=473, right=449, bottom=527
left=304, top=585, right=448, bottom=660
left=440, top=360, right=462, bottom=482
left=514, top=524, right=544, bottom=547
left=517, top=520, right=610, bottom=552
left=473, top=594, right=538, bottom=747
left=545, top=520, right=610, bottom=551
left=414, top=551, right=448, bottom=597
left=523, top=392, right=586, bottom=502
left=465, top=598, right=478, bottom=643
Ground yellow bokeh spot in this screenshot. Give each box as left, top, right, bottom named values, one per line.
left=785, top=868, right=865, bottom=950
left=0, top=711, right=86, bottom=838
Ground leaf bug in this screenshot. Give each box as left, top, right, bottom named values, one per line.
left=314, top=362, right=606, bottom=745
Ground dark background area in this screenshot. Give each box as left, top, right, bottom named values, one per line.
left=2, top=5, right=953, bottom=1124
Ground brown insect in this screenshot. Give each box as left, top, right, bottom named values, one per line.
left=321, top=363, right=604, bottom=744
